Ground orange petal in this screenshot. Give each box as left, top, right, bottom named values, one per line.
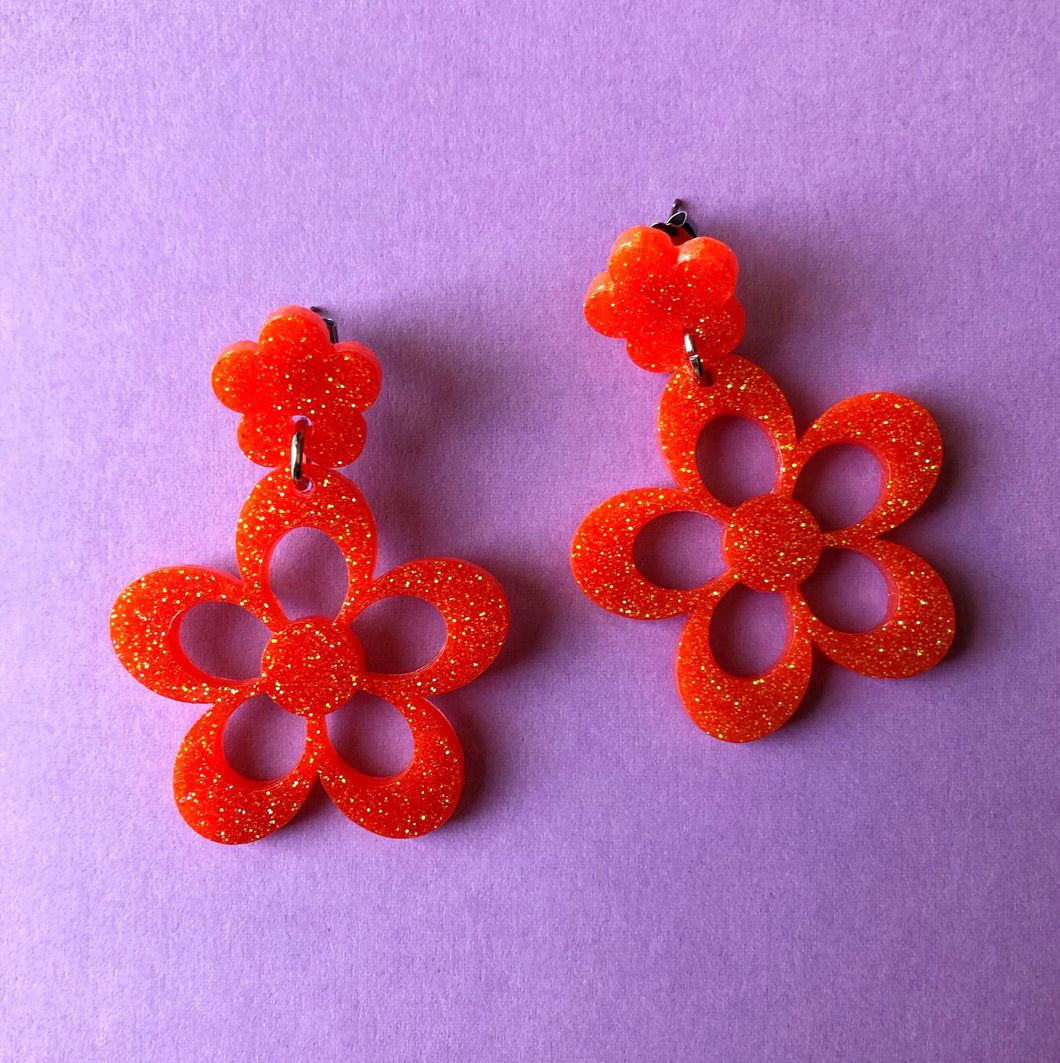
left=625, top=321, right=690, bottom=373
left=111, top=566, right=263, bottom=703
left=607, top=225, right=678, bottom=283
left=675, top=237, right=739, bottom=303
left=676, top=579, right=814, bottom=742
left=807, top=535, right=954, bottom=677
left=235, top=465, right=376, bottom=617
left=210, top=340, right=259, bottom=411
left=571, top=487, right=710, bottom=619
left=259, top=303, right=334, bottom=345
left=790, top=393, right=942, bottom=534
left=658, top=350, right=797, bottom=516
left=173, top=690, right=317, bottom=844
left=345, top=558, right=509, bottom=698
left=316, top=695, right=463, bottom=838
left=235, top=409, right=301, bottom=468
left=583, top=273, right=623, bottom=337
left=692, top=295, right=745, bottom=356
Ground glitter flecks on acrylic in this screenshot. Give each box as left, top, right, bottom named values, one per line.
left=571, top=225, right=955, bottom=742
left=111, top=306, right=509, bottom=843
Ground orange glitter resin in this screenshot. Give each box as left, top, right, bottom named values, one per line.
left=111, top=309, right=509, bottom=842
left=572, top=227, right=955, bottom=742
left=584, top=225, right=746, bottom=372
left=212, top=305, right=382, bottom=468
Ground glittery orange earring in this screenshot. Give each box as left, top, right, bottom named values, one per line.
left=111, top=306, right=509, bottom=842
left=571, top=204, right=955, bottom=742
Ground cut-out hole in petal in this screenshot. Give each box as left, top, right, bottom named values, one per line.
left=802, top=548, right=889, bottom=633
left=794, top=444, right=881, bottom=530
left=222, top=693, right=307, bottom=781
left=708, top=584, right=788, bottom=676
left=180, top=602, right=271, bottom=680
left=269, top=527, right=348, bottom=620
left=352, top=595, right=447, bottom=674
left=696, top=416, right=778, bottom=507
left=633, top=511, right=724, bottom=590
left=327, top=692, right=415, bottom=777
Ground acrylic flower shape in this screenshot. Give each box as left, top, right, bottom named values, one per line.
left=571, top=349, right=955, bottom=742
left=212, top=305, right=382, bottom=468
left=584, top=225, right=746, bottom=373
left=111, top=464, right=509, bottom=842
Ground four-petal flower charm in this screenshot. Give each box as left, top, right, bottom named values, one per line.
left=112, top=464, right=508, bottom=842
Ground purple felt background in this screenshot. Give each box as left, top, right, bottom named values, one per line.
left=1, top=2, right=1058, bottom=1061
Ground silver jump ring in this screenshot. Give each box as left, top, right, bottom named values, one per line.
left=291, top=418, right=309, bottom=485
left=684, top=332, right=707, bottom=384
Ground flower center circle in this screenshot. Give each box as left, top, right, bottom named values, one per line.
left=260, top=617, right=363, bottom=717
left=722, top=495, right=823, bottom=592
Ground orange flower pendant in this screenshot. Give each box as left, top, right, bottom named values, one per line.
left=572, top=220, right=954, bottom=742
left=112, top=307, right=509, bottom=842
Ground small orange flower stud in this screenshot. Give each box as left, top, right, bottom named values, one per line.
left=112, top=307, right=509, bottom=842
left=572, top=208, right=955, bottom=742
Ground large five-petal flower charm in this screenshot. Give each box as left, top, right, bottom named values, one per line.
left=572, top=226, right=955, bottom=742
left=112, top=462, right=508, bottom=842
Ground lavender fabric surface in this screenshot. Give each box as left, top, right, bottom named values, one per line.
left=2, top=3, right=1057, bottom=1061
